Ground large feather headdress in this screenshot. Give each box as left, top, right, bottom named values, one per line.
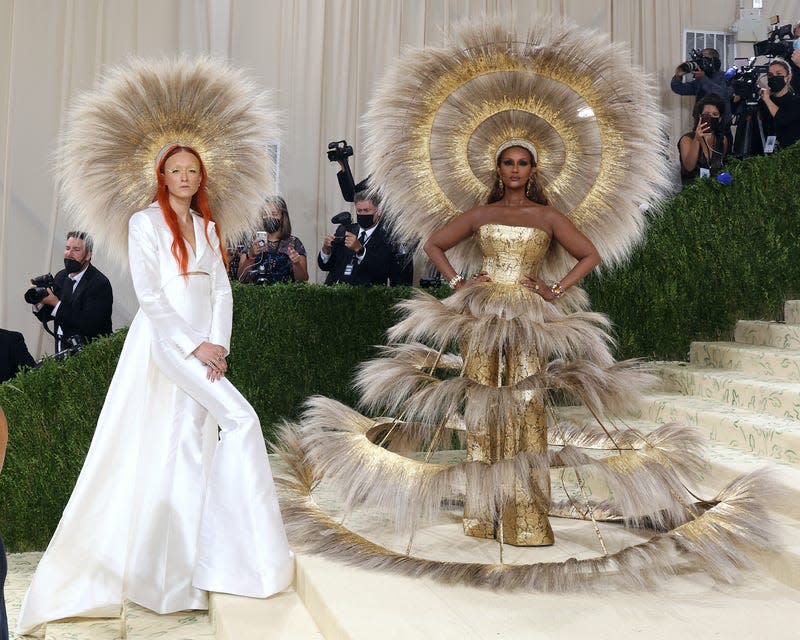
left=55, top=56, right=279, bottom=265
left=363, top=17, right=671, bottom=277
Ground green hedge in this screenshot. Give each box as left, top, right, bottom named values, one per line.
left=2, top=145, right=800, bottom=551
left=585, top=144, right=800, bottom=360
left=0, top=285, right=419, bottom=550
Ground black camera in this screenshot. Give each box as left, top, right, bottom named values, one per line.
left=327, top=139, right=360, bottom=202
left=24, top=273, right=57, bottom=304
left=730, top=60, right=770, bottom=104
left=330, top=211, right=352, bottom=246
left=327, top=140, right=354, bottom=162
left=753, top=23, right=795, bottom=58
left=679, top=49, right=719, bottom=75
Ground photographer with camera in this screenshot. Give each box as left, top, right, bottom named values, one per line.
left=760, top=58, right=800, bottom=150
left=678, top=93, right=729, bottom=185
left=671, top=48, right=734, bottom=126
left=318, top=191, right=411, bottom=286
left=28, top=231, right=113, bottom=354
left=236, top=196, right=308, bottom=284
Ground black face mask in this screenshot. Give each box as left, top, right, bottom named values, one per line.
left=263, top=217, right=281, bottom=233
left=64, top=258, right=83, bottom=273
left=768, top=76, right=786, bottom=93
left=357, top=214, right=375, bottom=229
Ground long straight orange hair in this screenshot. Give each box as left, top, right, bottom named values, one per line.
left=154, top=144, right=228, bottom=274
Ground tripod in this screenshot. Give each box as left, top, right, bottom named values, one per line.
left=732, top=100, right=767, bottom=158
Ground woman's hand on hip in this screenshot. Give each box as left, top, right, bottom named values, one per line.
left=521, top=275, right=556, bottom=301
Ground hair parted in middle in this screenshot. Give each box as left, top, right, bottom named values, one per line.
left=487, top=145, right=549, bottom=206
left=154, top=143, right=228, bottom=273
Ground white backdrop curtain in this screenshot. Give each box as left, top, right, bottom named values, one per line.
left=0, top=0, right=796, bottom=357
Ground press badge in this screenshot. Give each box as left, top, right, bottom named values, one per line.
left=344, top=263, right=354, bottom=277
left=764, top=136, right=776, bottom=154
left=699, top=167, right=710, bottom=179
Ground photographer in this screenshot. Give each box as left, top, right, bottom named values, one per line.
left=318, top=191, right=411, bottom=286
left=671, top=48, right=734, bottom=126
left=237, top=196, right=309, bottom=284
left=760, top=58, right=800, bottom=150
left=0, top=328, right=35, bottom=383
left=30, top=231, right=113, bottom=353
left=678, top=93, right=728, bottom=185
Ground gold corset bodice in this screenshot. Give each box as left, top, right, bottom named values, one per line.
left=476, top=224, right=551, bottom=285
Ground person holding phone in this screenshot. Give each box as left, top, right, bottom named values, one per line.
left=237, top=196, right=308, bottom=284
left=678, top=92, right=728, bottom=185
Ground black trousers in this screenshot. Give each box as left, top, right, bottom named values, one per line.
left=0, top=531, right=7, bottom=640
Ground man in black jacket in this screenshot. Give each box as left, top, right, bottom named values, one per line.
left=32, top=231, right=113, bottom=353
left=318, top=192, right=412, bottom=286
left=0, top=329, right=35, bottom=383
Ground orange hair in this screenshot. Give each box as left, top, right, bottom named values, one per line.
left=154, top=144, right=228, bottom=274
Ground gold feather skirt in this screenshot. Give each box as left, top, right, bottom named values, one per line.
left=273, top=225, right=777, bottom=589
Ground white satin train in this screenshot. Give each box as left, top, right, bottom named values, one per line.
left=17, top=273, right=293, bottom=634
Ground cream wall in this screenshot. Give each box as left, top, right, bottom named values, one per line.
left=0, top=0, right=797, bottom=357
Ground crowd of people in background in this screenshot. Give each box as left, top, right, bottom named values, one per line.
left=672, top=20, right=800, bottom=185
left=5, top=22, right=800, bottom=380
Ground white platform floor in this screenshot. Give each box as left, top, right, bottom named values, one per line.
left=7, top=511, right=800, bottom=640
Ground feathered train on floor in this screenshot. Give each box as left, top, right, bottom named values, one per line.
left=271, top=15, right=778, bottom=590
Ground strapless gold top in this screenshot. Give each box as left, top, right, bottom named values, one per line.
left=476, top=224, right=551, bottom=285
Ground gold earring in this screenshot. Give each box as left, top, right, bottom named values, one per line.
left=498, top=177, right=504, bottom=195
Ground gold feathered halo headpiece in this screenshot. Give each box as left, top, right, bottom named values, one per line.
left=55, top=56, right=279, bottom=265
left=363, top=17, right=671, bottom=276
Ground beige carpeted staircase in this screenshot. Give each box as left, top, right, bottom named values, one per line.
left=629, top=300, right=800, bottom=592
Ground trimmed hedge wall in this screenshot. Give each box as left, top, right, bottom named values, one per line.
left=583, top=144, right=800, bottom=360
left=2, top=144, right=799, bottom=551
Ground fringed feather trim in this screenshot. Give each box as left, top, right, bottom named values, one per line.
left=355, top=357, right=656, bottom=426
left=285, top=398, right=710, bottom=534
left=275, top=459, right=778, bottom=591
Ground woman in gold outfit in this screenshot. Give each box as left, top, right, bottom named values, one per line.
left=276, top=19, right=773, bottom=590
left=423, top=140, right=599, bottom=546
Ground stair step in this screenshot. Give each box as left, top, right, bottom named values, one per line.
left=700, top=441, right=800, bottom=520
left=46, top=618, right=122, bottom=639
left=210, top=590, right=323, bottom=640
left=633, top=392, right=800, bottom=467
left=734, top=319, right=800, bottom=349
left=784, top=300, right=800, bottom=325
left=700, top=442, right=800, bottom=589
left=124, top=601, right=215, bottom=639
left=657, top=363, right=800, bottom=421
left=690, top=341, right=800, bottom=381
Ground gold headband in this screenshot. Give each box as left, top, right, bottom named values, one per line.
left=495, top=138, right=538, bottom=164
left=155, top=141, right=190, bottom=169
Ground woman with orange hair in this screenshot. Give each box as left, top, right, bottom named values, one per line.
left=17, top=144, right=293, bottom=635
